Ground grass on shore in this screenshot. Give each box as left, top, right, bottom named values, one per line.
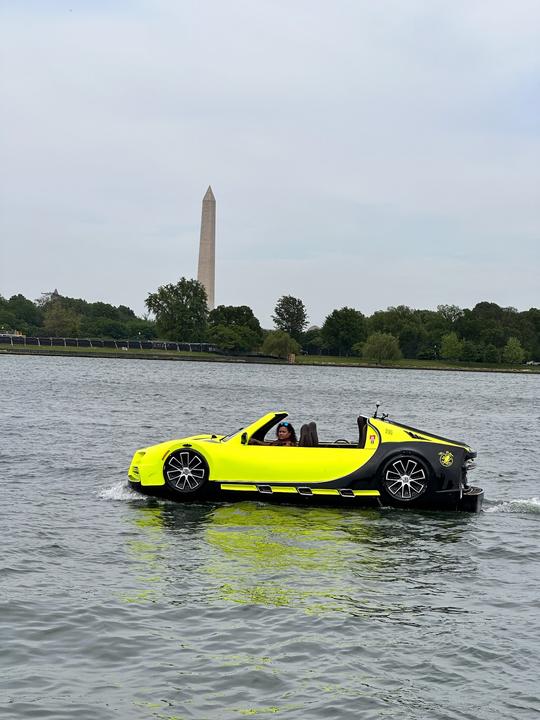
left=1, top=344, right=219, bottom=359
left=296, top=354, right=540, bottom=372
left=2, top=344, right=539, bottom=373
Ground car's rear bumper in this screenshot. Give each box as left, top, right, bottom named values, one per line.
left=457, top=485, right=484, bottom=513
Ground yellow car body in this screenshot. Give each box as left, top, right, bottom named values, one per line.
left=128, top=411, right=482, bottom=511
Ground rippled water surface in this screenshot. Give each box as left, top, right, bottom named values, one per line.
left=1, top=355, right=539, bottom=719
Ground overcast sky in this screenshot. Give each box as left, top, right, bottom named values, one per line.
left=1, top=0, right=538, bottom=326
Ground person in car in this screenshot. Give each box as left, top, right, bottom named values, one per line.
left=271, top=422, right=297, bottom=446
left=249, top=421, right=298, bottom=446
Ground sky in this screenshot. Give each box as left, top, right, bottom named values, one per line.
left=1, top=0, right=539, bottom=327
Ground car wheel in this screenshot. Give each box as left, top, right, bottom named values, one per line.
left=163, top=449, right=209, bottom=494
left=380, top=455, right=431, bottom=505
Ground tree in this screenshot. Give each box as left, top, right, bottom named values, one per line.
left=321, top=307, right=366, bottom=356
left=117, top=304, right=137, bottom=320
left=368, top=305, right=417, bottom=335
left=301, top=326, right=324, bottom=355
left=93, top=320, right=126, bottom=339
left=42, top=301, right=80, bottom=336
left=367, top=305, right=427, bottom=358
left=415, top=309, right=450, bottom=358
left=360, top=332, right=402, bottom=364
left=0, top=307, right=17, bottom=333
left=208, top=304, right=263, bottom=345
left=398, top=323, right=427, bottom=359
left=207, top=324, right=260, bottom=352
left=272, top=295, right=308, bottom=339
left=502, top=336, right=525, bottom=364
left=440, top=332, right=463, bottom=362
left=261, top=330, right=300, bottom=359
left=145, top=277, right=208, bottom=341
left=125, top=319, right=157, bottom=340
left=208, top=305, right=262, bottom=351
left=458, top=302, right=507, bottom=347
left=519, top=308, right=540, bottom=360
left=87, top=301, right=119, bottom=320
left=437, top=304, right=463, bottom=324
left=7, top=294, right=42, bottom=327
left=209, top=304, right=261, bottom=331
left=460, top=340, right=481, bottom=362
left=483, top=344, right=499, bottom=363
left=207, top=325, right=239, bottom=352
left=416, top=344, right=439, bottom=360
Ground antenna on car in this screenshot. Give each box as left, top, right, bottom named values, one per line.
left=373, top=401, right=380, bottom=418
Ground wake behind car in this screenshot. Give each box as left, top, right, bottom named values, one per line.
left=127, top=408, right=483, bottom=512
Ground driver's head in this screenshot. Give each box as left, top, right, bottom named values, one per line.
left=276, top=421, right=297, bottom=442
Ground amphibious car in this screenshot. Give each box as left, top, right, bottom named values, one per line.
left=127, top=409, right=483, bottom=512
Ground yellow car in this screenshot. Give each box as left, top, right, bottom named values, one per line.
left=128, top=409, right=483, bottom=512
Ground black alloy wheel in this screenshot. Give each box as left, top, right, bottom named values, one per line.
left=380, top=455, right=431, bottom=505
left=163, top=449, right=209, bottom=494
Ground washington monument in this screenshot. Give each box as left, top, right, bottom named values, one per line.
left=197, top=186, right=216, bottom=309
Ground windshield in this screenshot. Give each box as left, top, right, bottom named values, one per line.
left=220, top=427, right=245, bottom=442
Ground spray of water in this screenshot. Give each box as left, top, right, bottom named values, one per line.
left=99, top=480, right=147, bottom=501
left=485, top=497, right=540, bottom=514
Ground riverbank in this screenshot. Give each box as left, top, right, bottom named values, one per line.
left=2, top=344, right=539, bottom=374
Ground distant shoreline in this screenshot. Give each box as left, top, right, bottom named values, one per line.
left=2, top=346, right=539, bottom=375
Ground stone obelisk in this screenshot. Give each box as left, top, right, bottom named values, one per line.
left=197, top=186, right=216, bottom=309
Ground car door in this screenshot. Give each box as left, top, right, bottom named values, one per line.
left=214, top=443, right=374, bottom=484
left=215, top=445, right=332, bottom=483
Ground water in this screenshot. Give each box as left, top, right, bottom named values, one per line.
left=1, top=355, right=539, bottom=720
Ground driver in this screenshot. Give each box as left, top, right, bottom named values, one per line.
left=249, top=421, right=298, bottom=446
left=272, top=421, right=297, bottom=446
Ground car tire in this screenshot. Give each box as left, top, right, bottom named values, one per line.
left=379, top=454, right=432, bottom=506
left=163, top=449, right=209, bottom=495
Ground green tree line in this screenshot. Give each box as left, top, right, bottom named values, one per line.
left=1, top=283, right=539, bottom=363
left=0, top=291, right=156, bottom=340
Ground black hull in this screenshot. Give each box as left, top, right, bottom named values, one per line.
left=128, top=480, right=484, bottom=513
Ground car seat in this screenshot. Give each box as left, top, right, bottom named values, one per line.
left=357, top=416, right=368, bottom=448
left=299, top=422, right=319, bottom=447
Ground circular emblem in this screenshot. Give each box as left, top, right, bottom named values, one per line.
left=439, top=450, right=454, bottom=468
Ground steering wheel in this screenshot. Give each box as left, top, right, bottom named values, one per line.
left=334, top=439, right=350, bottom=444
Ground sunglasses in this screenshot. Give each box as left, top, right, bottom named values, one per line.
left=279, top=422, right=289, bottom=427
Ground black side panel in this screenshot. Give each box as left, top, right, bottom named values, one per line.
left=327, top=442, right=467, bottom=493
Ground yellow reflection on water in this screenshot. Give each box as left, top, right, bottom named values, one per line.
left=122, top=501, right=380, bottom=614
left=122, top=500, right=472, bottom=616
left=120, top=507, right=170, bottom=603
left=204, top=502, right=379, bottom=614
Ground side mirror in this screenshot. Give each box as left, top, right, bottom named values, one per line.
left=241, top=432, right=248, bottom=445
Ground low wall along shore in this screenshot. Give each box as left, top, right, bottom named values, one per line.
left=0, top=335, right=217, bottom=353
